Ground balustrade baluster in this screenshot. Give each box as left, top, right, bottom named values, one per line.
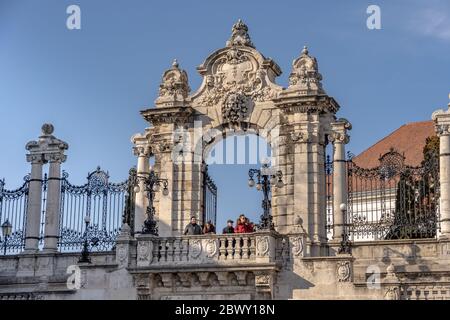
left=242, top=236, right=249, bottom=259
left=235, top=235, right=242, bottom=259
left=219, top=237, right=227, bottom=260
left=167, top=238, right=174, bottom=262
left=226, top=236, right=234, bottom=260
left=160, top=239, right=166, bottom=262
left=181, top=238, right=188, bottom=261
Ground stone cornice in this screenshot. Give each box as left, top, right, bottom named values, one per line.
left=274, top=94, right=340, bottom=115
left=140, top=106, right=195, bottom=125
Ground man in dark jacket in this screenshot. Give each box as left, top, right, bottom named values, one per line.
left=184, top=216, right=203, bottom=235
left=222, top=219, right=235, bottom=234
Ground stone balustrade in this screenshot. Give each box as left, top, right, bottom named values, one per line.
left=134, top=231, right=290, bottom=267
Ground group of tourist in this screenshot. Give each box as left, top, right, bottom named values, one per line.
left=183, top=214, right=255, bottom=235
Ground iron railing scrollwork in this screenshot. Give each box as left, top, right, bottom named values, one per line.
left=58, top=167, right=128, bottom=252
left=0, top=175, right=30, bottom=254
left=345, top=149, right=440, bottom=241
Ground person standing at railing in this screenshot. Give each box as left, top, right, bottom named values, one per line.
left=235, top=214, right=253, bottom=233
left=183, top=216, right=203, bottom=235
left=222, top=219, right=235, bottom=234
left=203, top=221, right=216, bottom=234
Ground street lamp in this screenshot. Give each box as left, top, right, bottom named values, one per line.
left=1, top=219, right=12, bottom=255
left=132, top=170, right=169, bottom=235
left=248, top=163, right=284, bottom=230
left=79, top=215, right=91, bottom=263
left=338, top=203, right=352, bottom=254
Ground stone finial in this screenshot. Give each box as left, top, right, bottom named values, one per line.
left=41, top=123, right=54, bottom=135
left=226, top=19, right=254, bottom=48
left=26, top=124, right=68, bottom=164
left=156, top=59, right=190, bottom=106
left=288, top=46, right=325, bottom=95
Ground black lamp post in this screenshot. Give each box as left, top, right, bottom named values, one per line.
left=133, top=171, right=169, bottom=235
left=1, top=219, right=12, bottom=255
left=248, top=163, right=284, bottom=230
left=79, top=215, right=91, bottom=263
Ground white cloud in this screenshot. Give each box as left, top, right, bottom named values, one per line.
left=409, top=7, right=450, bottom=41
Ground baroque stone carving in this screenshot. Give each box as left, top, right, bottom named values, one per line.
left=195, top=21, right=281, bottom=107
left=190, top=239, right=202, bottom=259
left=256, top=236, right=270, bottom=257
left=291, top=236, right=304, bottom=257
left=157, top=59, right=190, bottom=101
left=288, top=46, right=325, bottom=95
left=226, top=19, right=254, bottom=48
left=222, top=93, right=249, bottom=124
left=384, top=287, right=401, bottom=300
left=336, top=261, right=351, bottom=282
left=117, top=244, right=128, bottom=265
left=137, top=241, right=153, bottom=264
left=204, top=239, right=219, bottom=259
left=255, top=273, right=271, bottom=286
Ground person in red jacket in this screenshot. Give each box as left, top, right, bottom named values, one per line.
left=235, top=214, right=254, bottom=233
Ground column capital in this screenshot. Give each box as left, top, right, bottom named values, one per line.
left=432, top=98, right=450, bottom=136
left=44, top=152, right=67, bottom=163
left=330, top=118, right=352, bottom=144
left=133, top=145, right=152, bottom=157
left=26, top=153, right=44, bottom=164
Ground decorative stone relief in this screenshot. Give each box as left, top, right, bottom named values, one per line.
left=137, top=241, right=153, bottom=265
left=288, top=46, right=325, bottom=95
left=255, top=273, right=271, bottom=287
left=116, top=244, right=128, bottom=267
left=190, top=239, right=202, bottom=260
left=256, top=236, right=270, bottom=257
left=291, top=236, right=304, bottom=257
left=226, top=19, right=254, bottom=48
left=157, top=59, right=190, bottom=101
left=222, top=93, right=249, bottom=124
left=384, top=287, right=401, bottom=300
left=204, top=239, right=219, bottom=259
left=336, top=261, right=352, bottom=282
left=290, top=131, right=309, bottom=143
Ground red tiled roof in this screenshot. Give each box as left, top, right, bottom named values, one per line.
left=352, top=120, right=436, bottom=169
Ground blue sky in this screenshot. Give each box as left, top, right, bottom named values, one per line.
left=1, top=0, right=449, bottom=229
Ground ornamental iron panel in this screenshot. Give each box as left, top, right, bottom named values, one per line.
left=346, top=149, right=440, bottom=241
left=0, top=175, right=30, bottom=254
left=58, top=167, right=128, bottom=252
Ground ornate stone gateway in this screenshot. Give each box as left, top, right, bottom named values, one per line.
left=132, top=20, right=344, bottom=245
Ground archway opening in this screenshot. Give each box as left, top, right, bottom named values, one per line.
left=202, top=132, right=272, bottom=233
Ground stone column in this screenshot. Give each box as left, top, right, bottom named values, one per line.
left=43, top=153, right=66, bottom=252
left=24, top=155, right=44, bottom=252
left=433, top=101, right=450, bottom=238
left=132, top=144, right=151, bottom=235
left=24, top=124, right=68, bottom=253
left=330, top=119, right=351, bottom=241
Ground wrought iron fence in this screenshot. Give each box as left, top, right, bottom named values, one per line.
left=0, top=175, right=29, bottom=254
left=58, top=167, right=128, bottom=252
left=202, top=165, right=217, bottom=227
left=346, top=149, right=440, bottom=241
